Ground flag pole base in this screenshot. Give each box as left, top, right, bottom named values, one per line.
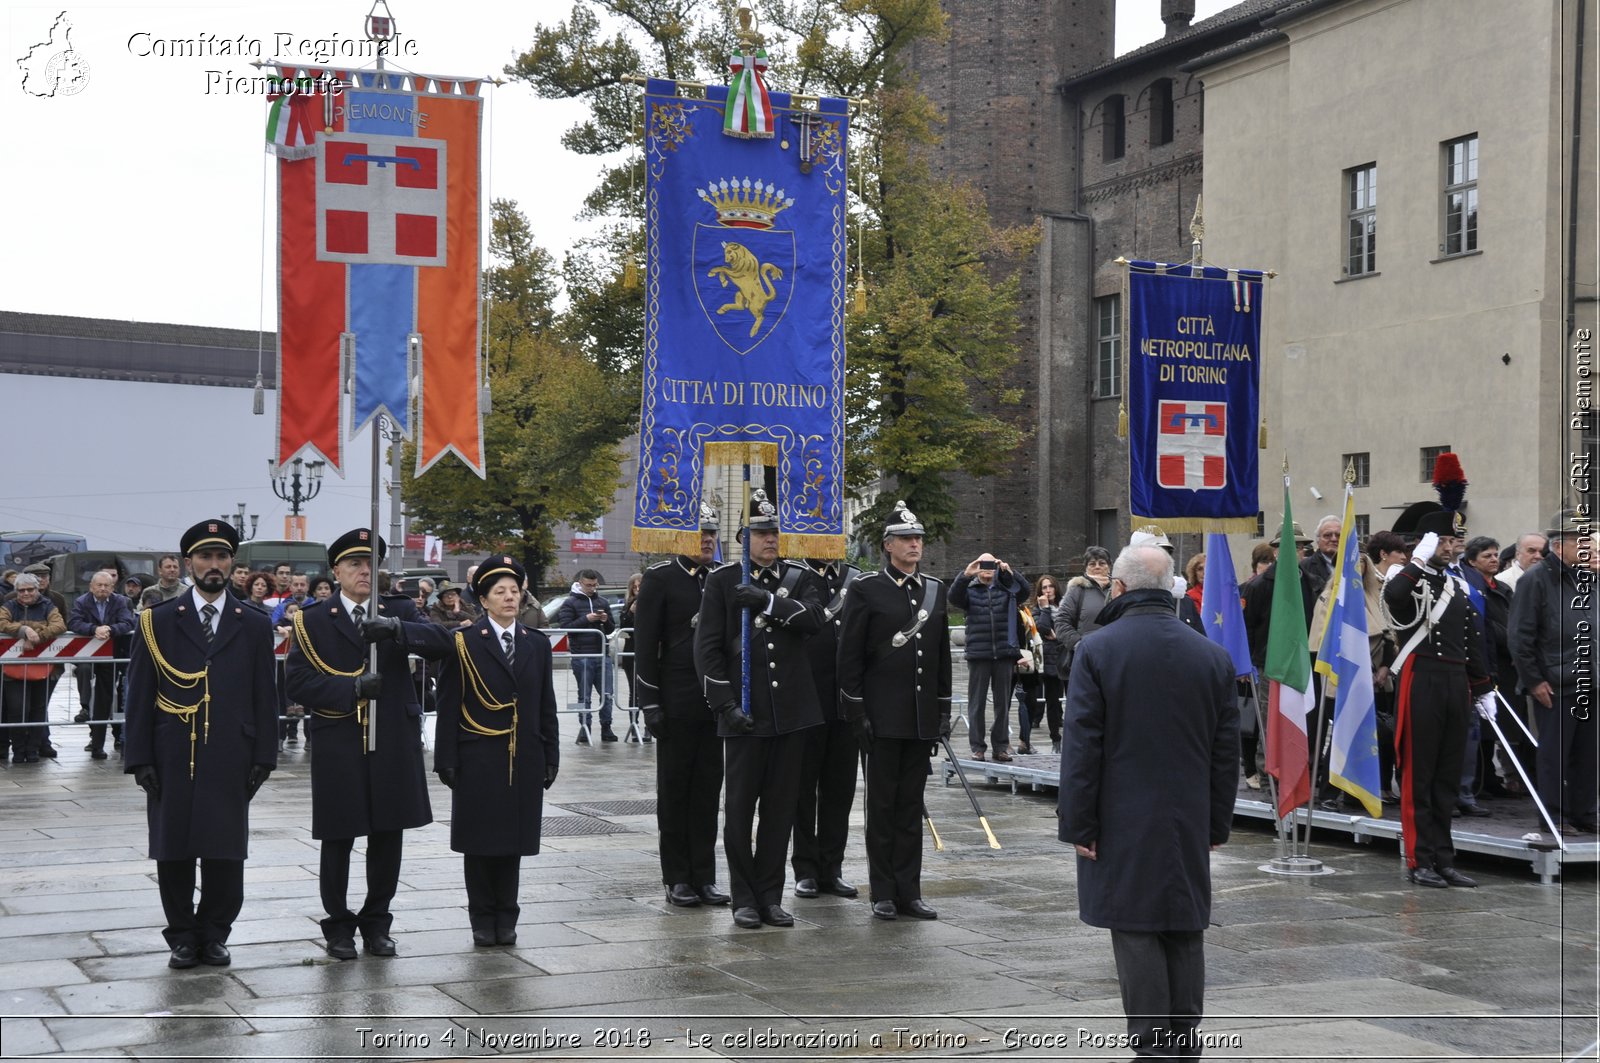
left=1259, top=855, right=1336, bottom=877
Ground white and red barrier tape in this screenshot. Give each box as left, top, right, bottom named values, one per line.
left=0, top=635, right=112, bottom=661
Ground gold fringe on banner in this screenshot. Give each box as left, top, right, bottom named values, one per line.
left=1129, top=515, right=1261, bottom=535
left=780, top=532, right=847, bottom=559
left=704, top=441, right=780, bottom=466
left=631, top=527, right=705, bottom=556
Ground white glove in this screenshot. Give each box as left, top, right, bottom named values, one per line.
left=1383, top=563, right=1406, bottom=582
left=1170, top=575, right=1188, bottom=600
left=1475, top=693, right=1496, bottom=722
left=1412, top=532, right=1439, bottom=567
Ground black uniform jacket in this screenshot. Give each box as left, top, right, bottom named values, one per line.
left=695, top=560, right=826, bottom=737
left=633, top=557, right=714, bottom=721
left=1382, top=561, right=1492, bottom=696
left=435, top=617, right=560, bottom=856
left=804, top=562, right=860, bottom=716
left=284, top=593, right=451, bottom=839
left=124, top=594, right=279, bottom=861
left=836, top=567, right=954, bottom=741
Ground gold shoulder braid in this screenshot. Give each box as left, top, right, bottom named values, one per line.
left=139, top=607, right=209, bottom=780
left=454, top=630, right=519, bottom=785
left=293, top=609, right=372, bottom=754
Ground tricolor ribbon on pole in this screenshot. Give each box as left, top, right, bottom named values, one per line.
left=723, top=49, right=775, bottom=139
left=272, top=65, right=486, bottom=477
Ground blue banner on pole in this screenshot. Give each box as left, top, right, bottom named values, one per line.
left=632, top=79, right=848, bottom=557
left=1127, top=263, right=1263, bottom=532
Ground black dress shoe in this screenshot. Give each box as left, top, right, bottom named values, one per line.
left=759, top=905, right=794, bottom=927
left=168, top=943, right=199, bottom=969
left=732, top=906, right=762, bottom=929
left=1408, top=867, right=1449, bottom=888
left=666, top=883, right=701, bottom=907
left=793, top=878, right=820, bottom=898
left=472, top=929, right=495, bottom=947
left=822, top=877, right=859, bottom=898
left=325, top=938, right=358, bottom=960
left=89, top=748, right=108, bottom=761
left=1457, top=804, right=1492, bottom=818
left=1435, top=866, right=1477, bottom=888
left=362, top=934, right=397, bottom=956
left=696, top=884, right=730, bottom=905
left=199, top=941, right=231, bottom=966
left=601, top=729, right=619, bottom=743
left=870, top=900, right=897, bottom=920
left=898, top=899, right=938, bottom=920
left=495, top=928, right=517, bottom=946
left=39, top=745, right=56, bottom=758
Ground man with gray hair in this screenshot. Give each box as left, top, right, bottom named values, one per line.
left=1059, top=544, right=1239, bottom=1056
left=1496, top=532, right=1548, bottom=590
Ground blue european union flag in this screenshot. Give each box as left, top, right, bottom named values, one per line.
left=1200, top=533, right=1254, bottom=679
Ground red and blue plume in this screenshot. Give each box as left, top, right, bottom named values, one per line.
left=1432, top=452, right=1467, bottom=513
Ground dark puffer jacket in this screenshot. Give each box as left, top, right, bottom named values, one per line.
left=950, top=570, right=1030, bottom=661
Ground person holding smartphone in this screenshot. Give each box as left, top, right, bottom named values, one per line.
left=950, top=553, right=1030, bottom=762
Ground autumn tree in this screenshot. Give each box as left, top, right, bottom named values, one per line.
left=508, top=0, right=1035, bottom=544
left=400, top=200, right=632, bottom=590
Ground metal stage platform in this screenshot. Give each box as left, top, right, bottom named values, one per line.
left=940, top=749, right=1598, bottom=884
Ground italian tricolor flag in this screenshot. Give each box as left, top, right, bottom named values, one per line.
left=723, top=48, right=775, bottom=139
left=1264, top=479, right=1314, bottom=819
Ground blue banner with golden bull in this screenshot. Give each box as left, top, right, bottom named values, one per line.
left=632, top=78, right=848, bottom=557
left=1127, top=261, right=1264, bottom=533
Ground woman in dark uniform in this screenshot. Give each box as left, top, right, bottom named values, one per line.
left=434, top=556, right=560, bottom=946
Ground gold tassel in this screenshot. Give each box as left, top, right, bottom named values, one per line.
left=853, top=276, right=866, bottom=315
left=1116, top=403, right=1128, bottom=439
left=623, top=257, right=638, bottom=289
left=1259, top=416, right=1268, bottom=450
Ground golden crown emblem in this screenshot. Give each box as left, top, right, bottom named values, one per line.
left=698, top=177, right=794, bottom=230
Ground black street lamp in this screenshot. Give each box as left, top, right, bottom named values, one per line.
left=224, top=501, right=260, bottom=542
left=270, top=457, right=326, bottom=517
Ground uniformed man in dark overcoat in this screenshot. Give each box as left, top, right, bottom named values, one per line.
left=790, top=554, right=862, bottom=900
left=284, top=529, right=451, bottom=958
left=1383, top=504, right=1494, bottom=888
left=837, top=501, right=952, bottom=920
left=694, top=489, right=825, bottom=929
left=635, top=501, right=729, bottom=909
left=434, top=555, right=560, bottom=947
left=124, top=519, right=279, bottom=970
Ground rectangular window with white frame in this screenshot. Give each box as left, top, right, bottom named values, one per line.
left=1442, top=134, right=1478, bottom=256
left=1094, top=294, right=1121, bottom=399
left=1345, top=163, right=1377, bottom=276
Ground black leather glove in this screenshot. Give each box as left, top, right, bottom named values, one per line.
left=939, top=715, right=953, bottom=739
left=437, top=767, right=456, bottom=789
left=732, top=584, right=772, bottom=611
left=354, top=672, right=383, bottom=701
left=851, top=715, right=874, bottom=754
left=719, top=704, right=754, bottom=735
left=134, top=765, right=160, bottom=799
left=543, top=763, right=558, bottom=790
left=247, top=764, right=271, bottom=799
left=643, top=707, right=668, bottom=739
left=361, top=615, right=401, bottom=643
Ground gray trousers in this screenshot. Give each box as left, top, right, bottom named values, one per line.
left=1110, top=928, right=1206, bottom=1058
left=965, top=658, right=1015, bottom=753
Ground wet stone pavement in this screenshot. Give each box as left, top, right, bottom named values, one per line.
left=0, top=723, right=1595, bottom=1062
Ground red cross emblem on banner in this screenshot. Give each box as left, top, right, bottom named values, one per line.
left=316, top=132, right=448, bottom=266
left=1157, top=400, right=1227, bottom=490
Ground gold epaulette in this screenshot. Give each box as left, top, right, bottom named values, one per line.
left=139, top=607, right=209, bottom=780
left=454, top=630, right=519, bottom=785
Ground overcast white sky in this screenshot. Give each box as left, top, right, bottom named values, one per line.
left=0, top=1, right=1231, bottom=554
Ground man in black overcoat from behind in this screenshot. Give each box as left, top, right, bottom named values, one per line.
left=1059, top=544, right=1239, bottom=1059
left=285, top=529, right=451, bottom=960
left=123, top=519, right=279, bottom=970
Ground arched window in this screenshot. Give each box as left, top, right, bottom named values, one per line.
left=1149, top=78, right=1174, bottom=146
left=1101, top=94, right=1125, bottom=161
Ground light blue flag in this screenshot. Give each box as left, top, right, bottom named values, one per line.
left=1323, top=490, right=1382, bottom=816
left=1200, top=533, right=1254, bottom=679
